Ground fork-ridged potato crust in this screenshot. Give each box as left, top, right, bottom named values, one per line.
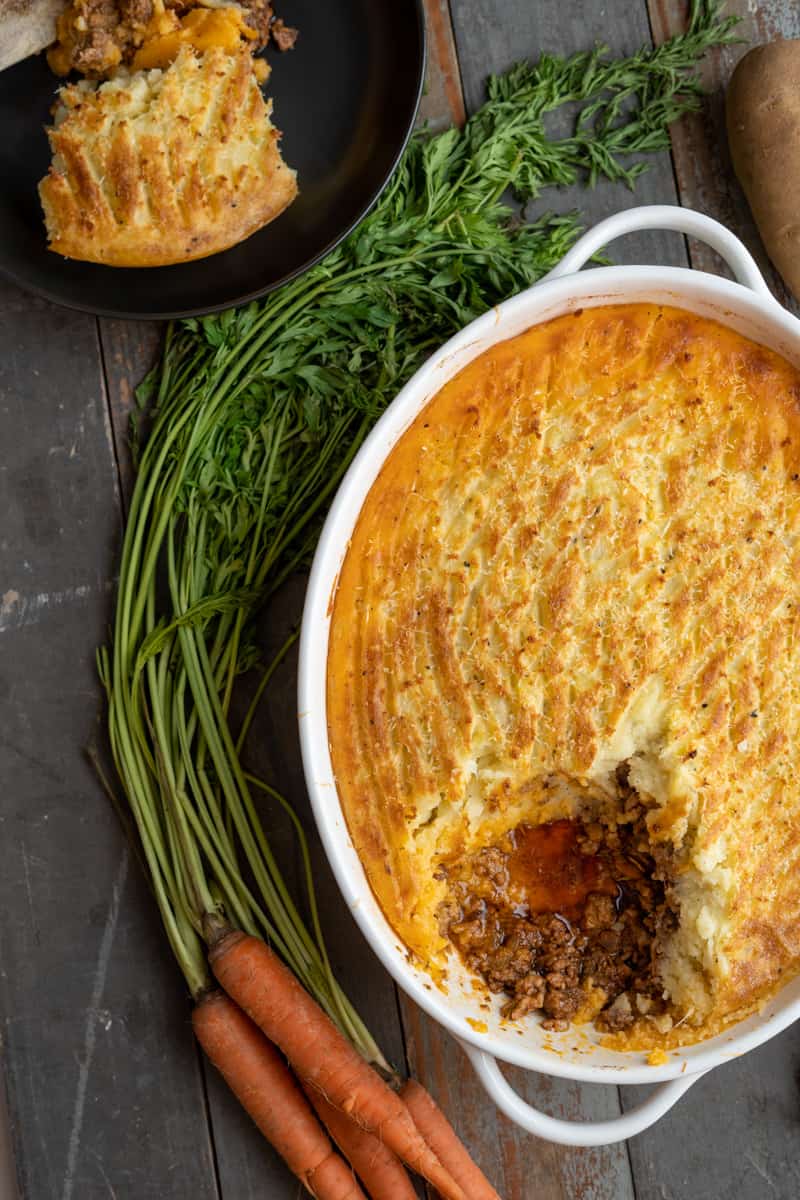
left=328, top=303, right=800, bottom=1039
left=39, top=46, right=297, bottom=267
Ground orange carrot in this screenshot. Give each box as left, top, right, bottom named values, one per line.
left=302, top=1080, right=418, bottom=1200
left=192, top=991, right=366, bottom=1200
left=210, top=931, right=466, bottom=1200
left=400, top=1078, right=502, bottom=1200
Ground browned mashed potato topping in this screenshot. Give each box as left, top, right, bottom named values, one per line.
left=327, top=303, right=800, bottom=1048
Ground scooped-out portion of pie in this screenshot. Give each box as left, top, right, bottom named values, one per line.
left=327, top=302, right=800, bottom=1049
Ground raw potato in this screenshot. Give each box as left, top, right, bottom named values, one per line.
left=727, top=39, right=800, bottom=298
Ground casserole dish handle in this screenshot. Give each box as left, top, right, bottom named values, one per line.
left=458, top=1040, right=704, bottom=1146
left=544, top=204, right=772, bottom=297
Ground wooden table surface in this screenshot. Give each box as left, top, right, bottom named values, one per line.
left=2, top=2, right=800, bottom=1198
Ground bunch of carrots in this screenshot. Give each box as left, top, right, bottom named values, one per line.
left=198, top=932, right=496, bottom=1199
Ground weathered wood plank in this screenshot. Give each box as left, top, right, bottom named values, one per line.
left=648, top=0, right=800, bottom=308
left=97, top=320, right=161, bottom=507
left=0, top=1074, right=19, bottom=1200
left=622, top=1023, right=800, bottom=1199
left=0, top=280, right=218, bottom=1200
left=419, top=0, right=466, bottom=130
left=449, top=0, right=687, bottom=271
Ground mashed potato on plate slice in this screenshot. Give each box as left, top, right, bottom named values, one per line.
left=38, top=45, right=297, bottom=267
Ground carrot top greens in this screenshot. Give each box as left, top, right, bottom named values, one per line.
left=98, top=0, right=737, bottom=1067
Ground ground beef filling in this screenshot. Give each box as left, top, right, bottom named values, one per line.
left=48, top=0, right=293, bottom=77
left=437, top=804, right=677, bottom=1033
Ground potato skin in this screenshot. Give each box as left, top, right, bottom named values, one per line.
left=727, top=39, right=800, bottom=299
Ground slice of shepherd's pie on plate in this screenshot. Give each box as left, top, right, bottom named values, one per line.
left=38, top=44, right=297, bottom=267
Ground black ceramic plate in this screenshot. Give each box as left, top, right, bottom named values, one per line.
left=0, top=0, right=425, bottom=318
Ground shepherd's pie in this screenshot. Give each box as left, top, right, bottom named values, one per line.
left=327, top=303, right=800, bottom=1046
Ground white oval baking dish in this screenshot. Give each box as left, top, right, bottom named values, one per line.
left=298, top=206, right=800, bottom=1146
